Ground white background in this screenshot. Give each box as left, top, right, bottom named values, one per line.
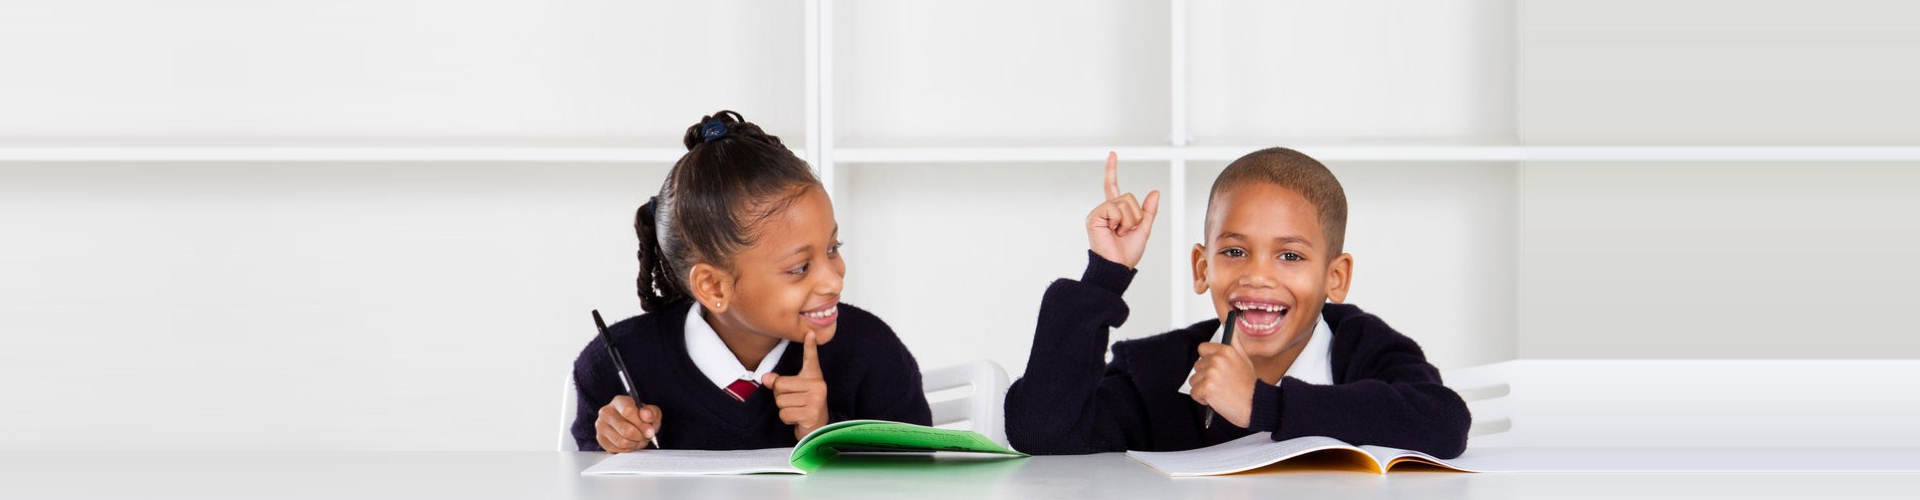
left=3, top=0, right=1917, bottom=451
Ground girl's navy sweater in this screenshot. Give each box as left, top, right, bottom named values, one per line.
left=571, top=302, right=932, bottom=451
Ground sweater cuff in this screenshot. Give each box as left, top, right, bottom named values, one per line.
left=1080, top=250, right=1137, bottom=296
left=1247, top=380, right=1284, bottom=433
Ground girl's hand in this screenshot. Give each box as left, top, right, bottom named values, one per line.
left=1188, top=342, right=1257, bottom=428
left=1086, top=152, right=1161, bottom=269
left=762, top=331, right=829, bottom=440
left=595, top=395, right=661, bottom=453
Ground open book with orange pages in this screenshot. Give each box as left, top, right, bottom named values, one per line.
left=1126, top=434, right=1478, bottom=476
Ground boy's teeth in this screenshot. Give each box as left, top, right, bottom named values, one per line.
left=1231, top=301, right=1287, bottom=330
left=1237, top=315, right=1282, bottom=329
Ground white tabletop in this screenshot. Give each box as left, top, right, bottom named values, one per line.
left=4, top=451, right=1918, bottom=499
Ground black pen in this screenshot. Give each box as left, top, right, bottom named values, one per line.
left=1202, top=310, right=1240, bottom=430
left=593, top=309, right=659, bottom=449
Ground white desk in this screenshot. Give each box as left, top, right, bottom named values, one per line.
left=3, top=451, right=1917, bottom=499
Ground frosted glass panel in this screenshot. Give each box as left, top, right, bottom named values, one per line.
left=1519, top=0, right=1920, bottom=145
left=1519, top=163, right=1920, bottom=358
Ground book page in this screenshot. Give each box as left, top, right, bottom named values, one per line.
left=579, top=448, right=801, bottom=476
left=1125, top=434, right=1366, bottom=477
left=1359, top=445, right=1479, bottom=472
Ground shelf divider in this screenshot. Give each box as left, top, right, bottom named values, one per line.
left=1168, top=0, right=1191, bottom=329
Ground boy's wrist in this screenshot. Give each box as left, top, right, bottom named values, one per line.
left=1247, top=381, right=1284, bottom=433
left=1080, top=249, right=1137, bottom=295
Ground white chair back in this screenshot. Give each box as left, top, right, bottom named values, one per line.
left=921, top=360, right=1012, bottom=448
left=1444, top=361, right=1515, bottom=443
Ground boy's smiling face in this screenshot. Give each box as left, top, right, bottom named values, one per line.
left=1191, top=181, right=1352, bottom=372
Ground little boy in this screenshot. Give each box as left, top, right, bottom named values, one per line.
left=1005, top=148, right=1469, bottom=457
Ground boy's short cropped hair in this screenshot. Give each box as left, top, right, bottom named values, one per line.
left=1205, top=147, right=1349, bottom=256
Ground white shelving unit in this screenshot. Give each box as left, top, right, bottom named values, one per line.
left=6, top=0, right=1914, bottom=331
left=9, top=1, right=1918, bottom=454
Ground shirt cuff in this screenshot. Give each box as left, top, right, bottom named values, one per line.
left=1080, top=250, right=1137, bottom=296
left=1247, top=380, right=1285, bottom=433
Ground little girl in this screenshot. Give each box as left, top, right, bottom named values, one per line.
left=572, top=111, right=931, bottom=452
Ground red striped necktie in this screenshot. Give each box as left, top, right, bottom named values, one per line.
left=723, top=378, right=760, bottom=402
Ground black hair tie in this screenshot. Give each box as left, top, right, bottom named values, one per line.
left=700, top=119, right=728, bottom=143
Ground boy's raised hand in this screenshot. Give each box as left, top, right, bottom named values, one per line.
left=1087, top=152, right=1161, bottom=269
left=1188, top=342, right=1257, bottom=428
left=762, top=331, right=828, bottom=440
left=594, top=395, right=661, bottom=453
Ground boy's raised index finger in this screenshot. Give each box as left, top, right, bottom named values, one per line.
left=1104, top=151, right=1120, bottom=200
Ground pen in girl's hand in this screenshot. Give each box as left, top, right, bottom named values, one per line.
left=593, top=309, right=660, bottom=449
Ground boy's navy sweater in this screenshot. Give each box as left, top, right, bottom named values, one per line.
left=571, top=302, right=932, bottom=451
left=1005, top=251, right=1470, bottom=458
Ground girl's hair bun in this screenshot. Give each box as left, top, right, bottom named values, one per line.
left=681, top=110, right=781, bottom=151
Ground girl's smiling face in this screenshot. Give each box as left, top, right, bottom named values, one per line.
left=699, top=185, right=845, bottom=345
left=1191, top=182, right=1352, bottom=372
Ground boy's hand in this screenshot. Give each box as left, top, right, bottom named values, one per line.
left=1188, top=342, right=1257, bottom=428
left=1086, top=152, right=1161, bottom=269
left=763, top=331, right=829, bottom=440
left=595, top=395, right=661, bottom=453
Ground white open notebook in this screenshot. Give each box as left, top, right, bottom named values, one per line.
left=580, top=420, right=1026, bottom=476
left=583, top=448, right=807, bottom=475
left=1126, top=434, right=1477, bottom=476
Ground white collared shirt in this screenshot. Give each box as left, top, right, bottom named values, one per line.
left=1179, top=311, right=1334, bottom=395
left=684, top=303, right=790, bottom=391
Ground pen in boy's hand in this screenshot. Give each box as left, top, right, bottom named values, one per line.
left=593, top=309, right=660, bottom=449
left=1202, top=310, right=1239, bottom=430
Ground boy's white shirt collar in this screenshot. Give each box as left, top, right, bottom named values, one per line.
left=684, top=302, right=790, bottom=391
left=1178, top=310, right=1334, bottom=395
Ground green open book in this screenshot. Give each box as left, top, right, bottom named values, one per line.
left=580, top=420, right=1028, bottom=475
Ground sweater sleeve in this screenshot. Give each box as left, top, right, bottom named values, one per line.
left=1004, top=251, right=1155, bottom=455
left=1254, top=329, right=1471, bottom=458
left=571, top=340, right=615, bottom=452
